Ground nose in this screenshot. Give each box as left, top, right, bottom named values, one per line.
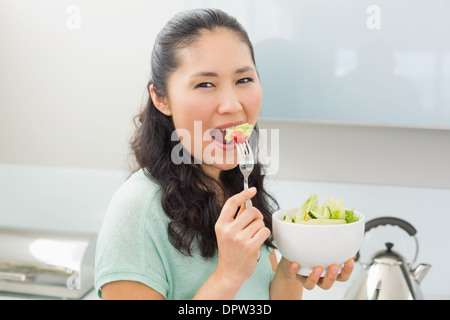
left=217, top=85, right=243, bottom=114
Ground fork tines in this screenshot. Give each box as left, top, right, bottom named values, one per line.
left=236, top=140, right=251, bottom=156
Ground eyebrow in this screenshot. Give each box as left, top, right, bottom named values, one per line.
left=190, top=66, right=254, bottom=78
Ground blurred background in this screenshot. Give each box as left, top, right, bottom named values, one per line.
left=0, top=0, right=449, bottom=299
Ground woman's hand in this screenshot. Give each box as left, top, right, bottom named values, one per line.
left=280, top=256, right=355, bottom=290
left=214, top=187, right=271, bottom=287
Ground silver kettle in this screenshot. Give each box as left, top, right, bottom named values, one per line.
left=345, top=217, right=431, bottom=300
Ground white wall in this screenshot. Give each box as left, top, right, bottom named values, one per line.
left=1, top=0, right=448, bottom=189
left=0, top=0, right=185, bottom=170
left=186, top=0, right=450, bottom=128
left=1, top=0, right=449, bottom=299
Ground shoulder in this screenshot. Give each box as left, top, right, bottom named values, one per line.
left=95, top=170, right=169, bottom=298
left=98, top=169, right=166, bottom=238
left=111, top=169, right=161, bottom=209
left=106, top=169, right=163, bottom=219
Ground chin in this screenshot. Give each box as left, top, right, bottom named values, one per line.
left=215, top=162, right=239, bottom=172
left=202, top=157, right=239, bottom=173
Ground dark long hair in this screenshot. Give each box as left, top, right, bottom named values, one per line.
left=131, top=8, right=278, bottom=258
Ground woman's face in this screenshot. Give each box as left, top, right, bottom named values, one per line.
left=159, top=28, right=262, bottom=179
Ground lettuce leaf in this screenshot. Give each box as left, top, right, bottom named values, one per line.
left=286, top=194, right=359, bottom=224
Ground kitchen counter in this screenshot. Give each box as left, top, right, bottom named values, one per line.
left=1, top=163, right=449, bottom=299
left=0, top=289, right=98, bottom=300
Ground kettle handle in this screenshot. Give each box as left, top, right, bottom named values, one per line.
left=365, top=217, right=417, bottom=236
left=356, top=216, right=419, bottom=265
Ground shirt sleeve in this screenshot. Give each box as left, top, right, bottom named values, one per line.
left=94, top=176, right=169, bottom=298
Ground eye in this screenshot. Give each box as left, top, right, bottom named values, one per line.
left=195, top=82, right=215, bottom=89
left=236, top=77, right=254, bottom=85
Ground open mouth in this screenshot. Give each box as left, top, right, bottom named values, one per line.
left=209, top=121, right=246, bottom=150
left=210, top=129, right=234, bottom=146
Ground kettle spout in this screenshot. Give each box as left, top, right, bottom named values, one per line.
left=412, top=264, right=431, bottom=284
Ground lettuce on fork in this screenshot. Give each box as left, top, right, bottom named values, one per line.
left=224, top=123, right=253, bottom=142
left=283, top=194, right=359, bottom=225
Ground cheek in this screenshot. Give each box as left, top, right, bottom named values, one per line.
left=174, top=94, right=215, bottom=123
left=171, top=98, right=209, bottom=132
left=245, top=85, right=263, bottom=123
left=170, top=99, right=213, bottom=159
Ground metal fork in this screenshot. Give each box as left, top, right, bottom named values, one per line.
left=236, top=140, right=255, bottom=209
left=236, top=140, right=260, bottom=261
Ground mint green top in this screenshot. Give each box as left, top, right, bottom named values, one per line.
left=94, top=169, right=274, bottom=299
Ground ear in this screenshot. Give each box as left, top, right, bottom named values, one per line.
left=150, top=84, right=172, bottom=116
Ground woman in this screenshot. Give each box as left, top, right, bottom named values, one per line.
left=94, top=8, right=354, bottom=300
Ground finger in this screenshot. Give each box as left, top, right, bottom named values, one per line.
left=234, top=206, right=263, bottom=229
left=318, top=264, right=339, bottom=290
left=337, top=259, right=354, bottom=282
left=235, top=199, right=252, bottom=218
left=284, top=261, right=301, bottom=281
left=299, top=266, right=323, bottom=290
left=239, top=217, right=266, bottom=239
left=249, top=226, right=270, bottom=247
left=287, top=261, right=300, bottom=277
left=219, top=188, right=257, bottom=223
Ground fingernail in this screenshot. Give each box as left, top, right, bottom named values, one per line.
left=348, top=260, right=354, bottom=269
left=315, top=269, right=322, bottom=277
left=248, top=187, right=256, bottom=194
left=331, top=266, right=339, bottom=274
left=291, top=263, right=298, bottom=271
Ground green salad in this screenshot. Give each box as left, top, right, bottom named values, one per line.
left=283, top=194, right=358, bottom=225
left=224, top=123, right=253, bottom=143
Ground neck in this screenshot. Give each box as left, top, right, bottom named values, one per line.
left=200, top=164, right=221, bottom=182
left=199, top=164, right=226, bottom=205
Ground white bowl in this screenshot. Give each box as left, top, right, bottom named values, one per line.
left=272, top=207, right=365, bottom=276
